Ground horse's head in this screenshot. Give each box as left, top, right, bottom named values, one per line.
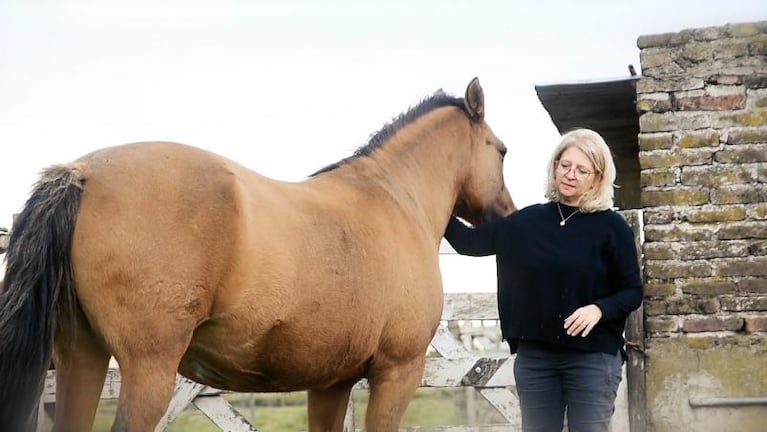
left=453, top=78, right=516, bottom=226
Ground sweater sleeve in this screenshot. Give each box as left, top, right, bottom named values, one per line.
left=593, top=216, right=644, bottom=322
left=443, top=216, right=499, bottom=257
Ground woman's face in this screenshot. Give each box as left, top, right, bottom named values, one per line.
left=554, top=146, right=598, bottom=205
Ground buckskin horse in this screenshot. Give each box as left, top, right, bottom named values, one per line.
left=0, top=78, right=515, bottom=431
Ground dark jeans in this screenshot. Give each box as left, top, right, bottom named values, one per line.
left=513, top=341, right=623, bottom=432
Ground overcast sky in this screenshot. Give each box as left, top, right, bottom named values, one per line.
left=1, top=0, right=765, bottom=290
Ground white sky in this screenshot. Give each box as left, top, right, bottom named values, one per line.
left=1, top=0, right=765, bottom=291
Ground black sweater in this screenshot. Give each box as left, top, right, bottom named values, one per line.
left=444, top=202, right=643, bottom=355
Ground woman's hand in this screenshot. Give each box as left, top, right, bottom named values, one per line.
left=564, top=304, right=603, bottom=337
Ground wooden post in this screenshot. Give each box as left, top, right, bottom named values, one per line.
left=626, top=306, right=646, bottom=432
left=620, top=209, right=646, bottom=432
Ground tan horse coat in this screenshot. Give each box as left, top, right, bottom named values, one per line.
left=0, top=78, right=514, bottom=432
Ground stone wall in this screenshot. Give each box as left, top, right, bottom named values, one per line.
left=636, top=21, right=767, bottom=431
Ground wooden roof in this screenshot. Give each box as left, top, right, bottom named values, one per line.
left=535, top=76, right=639, bottom=155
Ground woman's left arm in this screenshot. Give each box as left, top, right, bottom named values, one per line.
left=593, top=218, right=644, bottom=322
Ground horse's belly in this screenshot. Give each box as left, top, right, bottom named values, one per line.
left=179, top=320, right=374, bottom=392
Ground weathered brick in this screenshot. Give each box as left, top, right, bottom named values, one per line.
left=677, top=129, right=720, bottom=148
left=640, top=111, right=711, bottom=133
left=759, top=166, right=767, bottom=183
left=712, top=75, right=742, bottom=86
left=711, top=38, right=751, bottom=59
left=638, top=31, right=693, bottom=48
left=642, top=189, right=709, bottom=207
left=674, top=92, right=746, bottom=111
left=644, top=242, right=676, bottom=260
left=646, top=260, right=712, bottom=279
left=637, top=92, right=672, bottom=113
left=646, top=316, right=680, bottom=333
left=715, top=108, right=767, bottom=128
left=720, top=296, right=767, bottom=311
left=683, top=205, right=746, bottom=223
left=680, top=278, right=737, bottom=296
left=713, top=257, right=767, bottom=277
left=694, top=26, right=726, bottom=41
left=639, top=150, right=680, bottom=169
left=749, top=88, right=767, bottom=108
left=640, top=48, right=675, bottom=68
left=644, top=224, right=715, bottom=242
left=641, top=170, right=676, bottom=187
left=667, top=297, right=719, bottom=314
left=743, top=75, right=767, bottom=89
left=645, top=299, right=668, bottom=316
left=639, top=133, right=674, bottom=151
left=644, top=208, right=675, bottom=224
left=750, top=204, right=767, bottom=219
left=681, top=41, right=714, bottom=61
left=637, top=77, right=704, bottom=93
left=744, top=316, right=767, bottom=332
left=682, top=316, right=743, bottom=332
left=748, top=240, right=767, bottom=256
left=728, top=22, right=762, bottom=38
left=677, top=240, right=749, bottom=259
left=645, top=282, right=676, bottom=297
left=747, top=34, right=767, bottom=56
left=710, top=184, right=767, bottom=204
left=738, top=278, right=767, bottom=294
left=641, top=61, right=685, bottom=78
left=715, top=144, right=767, bottom=163
left=681, top=148, right=715, bottom=165
left=726, top=126, right=767, bottom=144
left=718, top=222, right=767, bottom=240
left=681, top=165, right=755, bottom=186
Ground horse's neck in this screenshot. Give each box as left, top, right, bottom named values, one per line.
left=332, top=111, right=469, bottom=241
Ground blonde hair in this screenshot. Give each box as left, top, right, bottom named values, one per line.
left=544, top=128, right=616, bottom=213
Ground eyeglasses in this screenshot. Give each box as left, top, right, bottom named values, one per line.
left=556, top=160, right=594, bottom=180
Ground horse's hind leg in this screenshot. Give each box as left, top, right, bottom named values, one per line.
left=52, top=314, right=110, bottom=432
left=365, top=356, right=426, bottom=432
left=108, top=326, right=197, bottom=432
left=307, top=382, right=354, bottom=432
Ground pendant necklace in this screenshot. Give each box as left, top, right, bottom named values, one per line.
left=557, top=202, right=580, bottom=226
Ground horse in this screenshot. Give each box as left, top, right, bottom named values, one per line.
left=0, top=78, right=515, bottom=432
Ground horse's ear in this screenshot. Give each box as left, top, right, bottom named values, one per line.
left=464, top=77, right=485, bottom=122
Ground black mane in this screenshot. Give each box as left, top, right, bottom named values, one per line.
left=310, top=90, right=466, bottom=176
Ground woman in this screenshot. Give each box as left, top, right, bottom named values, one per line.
left=444, top=128, right=643, bottom=432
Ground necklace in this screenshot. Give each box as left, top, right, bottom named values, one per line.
left=557, top=202, right=580, bottom=226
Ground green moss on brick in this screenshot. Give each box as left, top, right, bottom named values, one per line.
left=726, top=127, right=767, bottom=144
left=682, top=41, right=713, bottom=61
left=642, top=189, right=709, bottom=206
left=733, top=110, right=767, bottom=127
left=679, top=131, right=719, bottom=148
left=686, top=207, right=746, bottom=222
left=639, top=133, right=674, bottom=150
left=685, top=336, right=714, bottom=349
left=640, top=152, right=681, bottom=169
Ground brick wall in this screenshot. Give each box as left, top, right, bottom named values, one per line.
left=637, top=21, right=767, bottom=431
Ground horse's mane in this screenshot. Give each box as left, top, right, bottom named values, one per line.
left=310, top=90, right=466, bottom=176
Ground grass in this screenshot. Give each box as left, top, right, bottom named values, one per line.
left=87, top=387, right=505, bottom=431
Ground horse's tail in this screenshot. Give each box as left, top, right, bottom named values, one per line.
left=0, top=164, right=84, bottom=430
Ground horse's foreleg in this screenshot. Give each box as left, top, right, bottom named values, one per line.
left=365, top=356, right=426, bottom=432
left=307, top=382, right=354, bottom=432
left=52, top=318, right=110, bottom=432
